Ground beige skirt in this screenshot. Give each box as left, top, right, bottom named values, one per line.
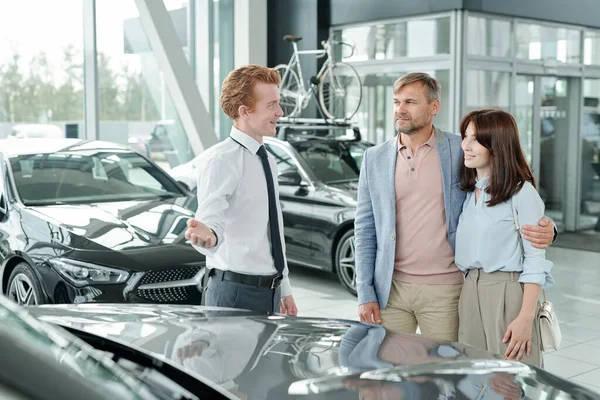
left=458, top=268, right=543, bottom=368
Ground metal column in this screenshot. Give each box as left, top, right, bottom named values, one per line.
left=135, top=0, right=217, bottom=154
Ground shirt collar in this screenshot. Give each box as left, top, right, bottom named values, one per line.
left=475, top=176, right=490, bottom=189
left=396, top=129, right=437, bottom=152
left=230, top=126, right=262, bottom=155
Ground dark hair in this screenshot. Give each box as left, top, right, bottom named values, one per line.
left=459, top=108, right=536, bottom=207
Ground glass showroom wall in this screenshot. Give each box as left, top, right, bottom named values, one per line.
left=96, top=0, right=193, bottom=171
left=334, top=9, right=600, bottom=237
left=0, top=1, right=84, bottom=141
left=332, top=13, right=455, bottom=144
left=212, top=0, right=235, bottom=140
left=0, top=1, right=234, bottom=171
left=465, top=12, right=600, bottom=236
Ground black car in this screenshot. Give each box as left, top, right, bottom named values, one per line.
left=29, top=302, right=600, bottom=400
left=0, top=296, right=222, bottom=400
left=171, top=124, right=372, bottom=295
left=0, top=139, right=204, bottom=306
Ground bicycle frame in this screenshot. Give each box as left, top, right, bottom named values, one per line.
left=278, top=38, right=359, bottom=120
left=281, top=41, right=333, bottom=98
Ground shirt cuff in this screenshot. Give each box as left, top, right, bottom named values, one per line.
left=518, top=270, right=554, bottom=289
left=209, top=228, right=218, bottom=246
left=191, top=243, right=218, bottom=257
left=544, top=216, right=558, bottom=242
left=280, top=275, right=292, bottom=297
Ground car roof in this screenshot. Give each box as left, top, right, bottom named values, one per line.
left=0, top=139, right=131, bottom=157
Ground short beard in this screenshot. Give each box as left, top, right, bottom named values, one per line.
left=395, top=116, right=431, bottom=135
left=396, top=121, right=425, bottom=135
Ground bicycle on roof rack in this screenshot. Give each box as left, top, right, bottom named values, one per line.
left=273, top=35, right=362, bottom=121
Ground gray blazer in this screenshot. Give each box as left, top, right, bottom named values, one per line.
left=354, top=127, right=466, bottom=309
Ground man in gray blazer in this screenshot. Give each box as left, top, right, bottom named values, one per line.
left=354, top=72, right=555, bottom=341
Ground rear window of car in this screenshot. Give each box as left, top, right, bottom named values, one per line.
left=10, top=150, right=183, bottom=206
left=292, top=140, right=371, bottom=184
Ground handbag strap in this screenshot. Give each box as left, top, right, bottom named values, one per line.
left=511, top=196, right=548, bottom=303
left=511, top=196, right=524, bottom=257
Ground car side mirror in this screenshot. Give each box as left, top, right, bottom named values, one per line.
left=177, top=180, right=196, bottom=195
left=178, top=180, right=191, bottom=192
left=278, top=170, right=302, bottom=186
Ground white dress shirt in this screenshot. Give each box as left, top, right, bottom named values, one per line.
left=192, top=127, right=292, bottom=296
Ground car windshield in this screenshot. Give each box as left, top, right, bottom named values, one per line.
left=293, top=141, right=371, bottom=184
left=10, top=149, right=184, bottom=206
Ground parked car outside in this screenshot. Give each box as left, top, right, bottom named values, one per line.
left=147, top=120, right=195, bottom=168
left=29, top=302, right=600, bottom=400
left=7, top=123, right=65, bottom=140
left=170, top=125, right=372, bottom=295
left=0, top=139, right=204, bottom=306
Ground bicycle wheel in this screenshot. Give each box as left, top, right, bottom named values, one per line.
left=274, top=64, right=301, bottom=117
left=318, top=62, right=362, bottom=120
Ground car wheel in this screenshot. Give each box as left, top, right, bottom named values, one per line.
left=334, top=229, right=357, bottom=296
left=7, top=263, right=45, bottom=306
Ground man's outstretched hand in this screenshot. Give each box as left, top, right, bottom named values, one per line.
left=185, top=218, right=217, bottom=248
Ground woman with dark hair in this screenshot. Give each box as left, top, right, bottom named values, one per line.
left=455, top=108, right=553, bottom=368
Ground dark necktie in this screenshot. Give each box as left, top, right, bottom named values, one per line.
left=256, top=145, right=285, bottom=274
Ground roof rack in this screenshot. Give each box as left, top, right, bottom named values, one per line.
left=277, top=116, right=353, bottom=127
left=276, top=117, right=361, bottom=142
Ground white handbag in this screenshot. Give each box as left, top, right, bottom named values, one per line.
left=511, top=196, right=562, bottom=351
left=538, top=291, right=562, bottom=351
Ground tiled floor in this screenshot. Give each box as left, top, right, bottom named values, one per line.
left=291, top=246, right=600, bottom=394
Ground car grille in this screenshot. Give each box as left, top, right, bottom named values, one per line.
left=136, top=266, right=203, bottom=303
left=137, top=286, right=202, bottom=303
left=139, top=266, right=202, bottom=286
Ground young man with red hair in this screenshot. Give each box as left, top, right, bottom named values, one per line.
left=185, top=64, right=298, bottom=316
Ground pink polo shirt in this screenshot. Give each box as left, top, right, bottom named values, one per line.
left=393, top=132, right=464, bottom=285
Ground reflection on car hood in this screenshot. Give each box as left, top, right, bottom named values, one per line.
left=30, top=304, right=598, bottom=400
left=25, top=197, right=203, bottom=271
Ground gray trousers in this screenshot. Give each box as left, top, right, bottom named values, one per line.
left=458, top=269, right=543, bottom=367
left=205, top=275, right=281, bottom=313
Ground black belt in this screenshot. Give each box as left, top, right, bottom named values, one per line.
left=208, top=268, right=282, bottom=289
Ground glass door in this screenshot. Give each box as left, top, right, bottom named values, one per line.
left=515, top=75, right=573, bottom=229
left=515, top=75, right=536, bottom=166
left=538, top=77, right=571, bottom=227
left=580, top=79, right=600, bottom=232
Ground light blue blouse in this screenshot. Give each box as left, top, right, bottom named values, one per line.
left=454, top=177, right=554, bottom=288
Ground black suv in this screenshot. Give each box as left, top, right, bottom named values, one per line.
left=268, top=124, right=372, bottom=295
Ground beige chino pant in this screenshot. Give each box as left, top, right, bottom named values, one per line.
left=380, top=280, right=462, bottom=342
left=458, top=268, right=543, bottom=367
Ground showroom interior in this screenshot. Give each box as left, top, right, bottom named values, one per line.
left=2, top=0, right=600, bottom=397
left=2, top=0, right=599, bottom=246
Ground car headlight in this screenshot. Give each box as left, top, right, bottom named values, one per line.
left=49, top=258, right=130, bottom=287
